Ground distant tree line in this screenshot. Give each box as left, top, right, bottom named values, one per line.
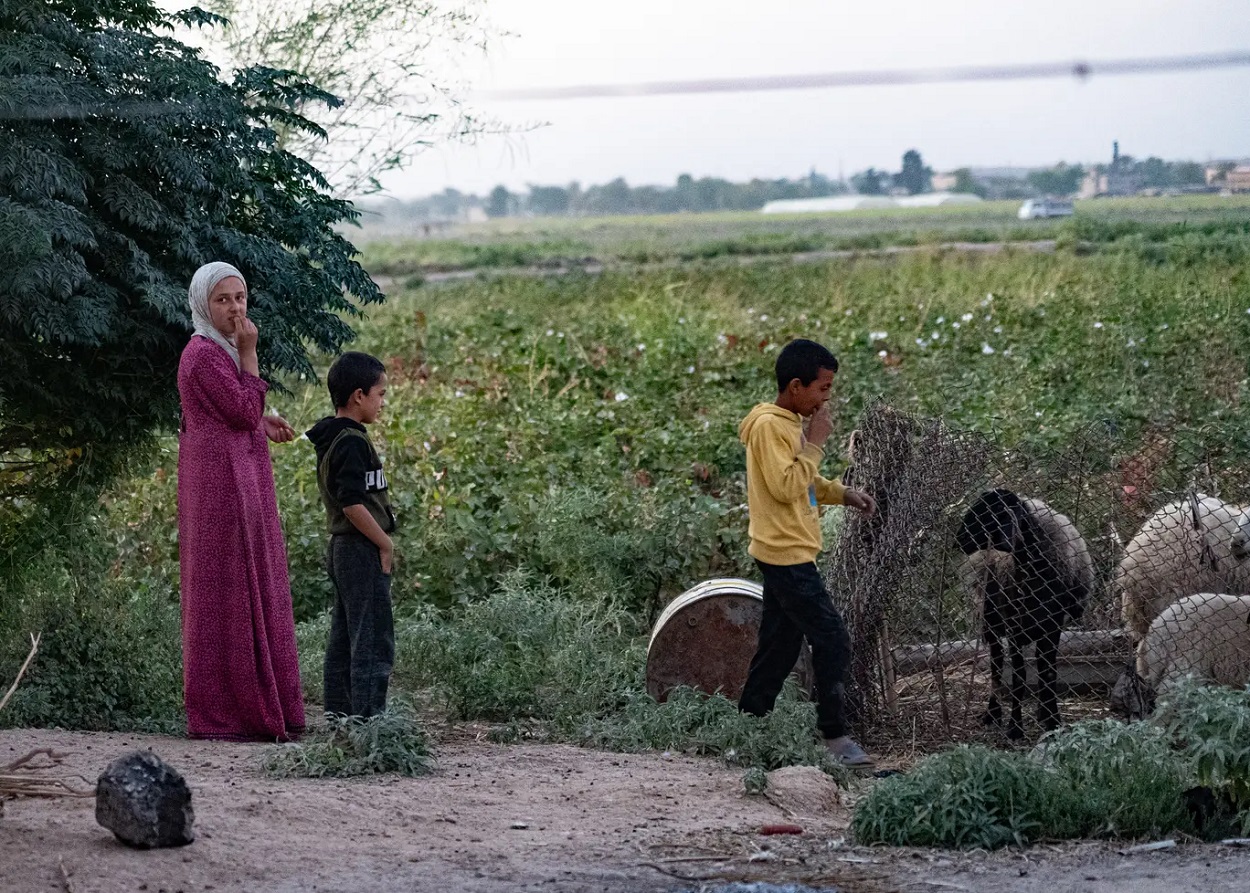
left=374, top=150, right=1219, bottom=221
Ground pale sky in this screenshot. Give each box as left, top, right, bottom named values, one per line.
left=379, top=0, right=1250, bottom=198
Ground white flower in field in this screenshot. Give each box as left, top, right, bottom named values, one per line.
left=687, top=365, right=696, bottom=374
left=984, top=315, right=992, bottom=322
left=952, top=322, right=961, bottom=329
left=898, top=315, right=907, bottom=322
left=764, top=343, right=776, bottom=352
left=936, top=316, right=945, bottom=324
left=1094, top=321, right=1104, bottom=329
left=981, top=293, right=994, bottom=306
left=1003, top=348, right=1012, bottom=356
left=877, top=350, right=887, bottom=358
left=678, top=317, right=687, bottom=324
left=1127, top=338, right=1137, bottom=348
left=1036, top=411, right=1043, bottom=417
left=844, top=308, right=853, bottom=316
left=1143, top=360, right=1151, bottom=368
left=1160, top=323, right=1169, bottom=330
left=423, top=441, right=431, bottom=450
left=546, top=329, right=554, bottom=336
left=915, top=338, right=927, bottom=347
left=993, top=325, right=1003, bottom=334
left=869, top=330, right=889, bottom=342
left=716, top=333, right=728, bottom=344
left=930, top=331, right=940, bottom=340
left=747, top=307, right=755, bottom=315
left=759, top=314, right=769, bottom=322
left=961, top=313, right=973, bottom=322
left=558, top=332, right=564, bottom=339
left=615, top=391, right=629, bottom=402
left=981, top=343, right=995, bottom=355
left=637, top=343, right=646, bottom=352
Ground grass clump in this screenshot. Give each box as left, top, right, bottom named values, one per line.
left=1155, top=679, right=1250, bottom=833
left=261, top=698, right=434, bottom=779
left=394, top=572, right=645, bottom=730
left=854, top=699, right=1250, bottom=849
left=584, top=683, right=844, bottom=779
left=851, top=744, right=1073, bottom=848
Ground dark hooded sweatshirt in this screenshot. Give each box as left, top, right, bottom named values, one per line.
left=306, top=416, right=396, bottom=537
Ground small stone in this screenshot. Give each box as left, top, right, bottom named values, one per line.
left=95, top=751, right=195, bottom=849
left=510, top=821, right=529, bottom=830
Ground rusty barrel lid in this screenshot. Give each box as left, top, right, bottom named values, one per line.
left=646, top=578, right=812, bottom=703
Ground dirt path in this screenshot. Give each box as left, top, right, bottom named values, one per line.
left=378, top=239, right=1058, bottom=288
left=3, top=728, right=1248, bottom=893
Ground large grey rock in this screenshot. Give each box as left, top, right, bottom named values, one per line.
left=95, top=750, right=194, bottom=848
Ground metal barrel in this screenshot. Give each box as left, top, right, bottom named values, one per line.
left=645, top=578, right=813, bottom=703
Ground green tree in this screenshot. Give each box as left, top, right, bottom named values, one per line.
left=199, top=0, right=499, bottom=196
left=526, top=185, right=569, bottom=216
left=1027, top=163, right=1085, bottom=196
left=850, top=168, right=888, bottom=195
left=0, top=0, right=380, bottom=521
left=951, top=168, right=987, bottom=198
left=486, top=185, right=513, bottom=217
left=895, top=148, right=935, bottom=193
left=894, top=149, right=932, bottom=195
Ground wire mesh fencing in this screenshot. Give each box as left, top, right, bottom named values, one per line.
left=826, top=400, right=1250, bottom=749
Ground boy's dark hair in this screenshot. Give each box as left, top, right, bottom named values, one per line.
left=775, top=339, right=839, bottom=390
left=327, top=351, right=386, bottom=408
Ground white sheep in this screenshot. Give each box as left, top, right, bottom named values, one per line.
left=1117, top=495, right=1250, bottom=642
left=1136, top=593, right=1250, bottom=697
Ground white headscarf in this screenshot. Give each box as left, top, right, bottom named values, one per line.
left=188, top=262, right=246, bottom=369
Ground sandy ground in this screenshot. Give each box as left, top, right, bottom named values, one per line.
left=3, top=727, right=1250, bottom=893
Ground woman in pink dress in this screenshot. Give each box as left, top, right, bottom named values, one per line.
left=177, top=262, right=305, bottom=741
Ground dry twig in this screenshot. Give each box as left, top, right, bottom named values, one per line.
left=0, top=632, right=39, bottom=714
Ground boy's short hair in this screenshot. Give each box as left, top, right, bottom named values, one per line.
left=775, top=339, right=839, bottom=390
left=327, top=351, right=386, bottom=408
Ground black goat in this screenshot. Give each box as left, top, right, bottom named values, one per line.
left=956, top=489, right=1095, bottom=739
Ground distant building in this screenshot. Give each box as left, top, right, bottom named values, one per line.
left=930, top=172, right=958, bottom=191
left=1080, top=141, right=1143, bottom=197
left=1225, top=166, right=1250, bottom=193
left=760, top=193, right=981, bottom=214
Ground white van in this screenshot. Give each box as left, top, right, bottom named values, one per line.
left=1018, top=199, right=1074, bottom=220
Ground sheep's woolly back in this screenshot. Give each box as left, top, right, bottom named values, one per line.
left=959, top=548, right=1015, bottom=619
left=1020, top=497, right=1095, bottom=616
left=1136, top=593, right=1250, bottom=693
left=1117, top=496, right=1250, bottom=641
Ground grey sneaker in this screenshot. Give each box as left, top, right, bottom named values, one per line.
left=825, top=736, right=876, bottom=768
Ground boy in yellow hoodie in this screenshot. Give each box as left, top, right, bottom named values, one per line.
left=738, top=338, right=877, bottom=768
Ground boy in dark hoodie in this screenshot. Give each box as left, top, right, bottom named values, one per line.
left=737, top=339, right=877, bottom=768
left=306, top=351, right=396, bottom=719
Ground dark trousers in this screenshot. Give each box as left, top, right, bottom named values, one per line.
left=324, top=533, right=394, bottom=719
left=738, top=560, right=852, bottom=739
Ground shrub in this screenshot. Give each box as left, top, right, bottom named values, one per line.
left=1155, top=679, right=1250, bottom=833
left=393, top=572, right=645, bottom=729
left=584, top=683, right=845, bottom=778
left=261, top=698, right=434, bottom=778
left=851, top=745, right=1078, bottom=848
left=0, top=523, right=182, bottom=733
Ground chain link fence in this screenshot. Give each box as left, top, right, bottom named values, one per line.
left=828, top=401, right=1250, bottom=749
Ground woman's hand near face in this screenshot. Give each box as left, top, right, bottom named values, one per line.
left=235, top=317, right=258, bottom=354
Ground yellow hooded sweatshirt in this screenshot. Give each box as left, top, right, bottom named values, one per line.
left=739, top=403, right=847, bottom=566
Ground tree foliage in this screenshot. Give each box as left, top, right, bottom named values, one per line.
left=198, top=0, right=497, bottom=196
left=0, top=0, right=381, bottom=519
left=894, top=149, right=932, bottom=195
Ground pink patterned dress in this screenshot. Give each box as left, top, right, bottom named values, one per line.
left=177, top=336, right=305, bottom=741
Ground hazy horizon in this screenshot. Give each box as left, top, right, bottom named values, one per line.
left=377, top=0, right=1250, bottom=200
